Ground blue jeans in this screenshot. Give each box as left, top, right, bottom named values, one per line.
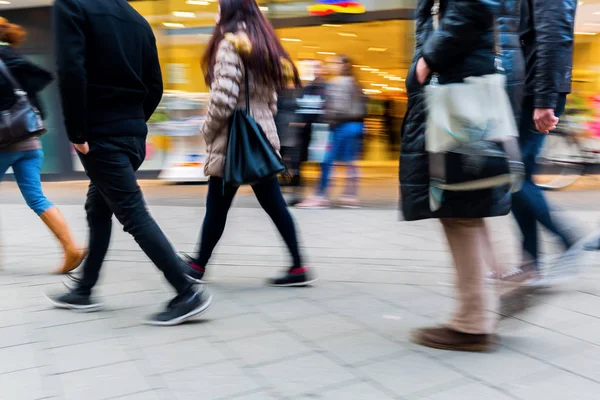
left=0, top=150, right=53, bottom=215
left=318, top=122, right=363, bottom=197
left=512, top=95, right=573, bottom=267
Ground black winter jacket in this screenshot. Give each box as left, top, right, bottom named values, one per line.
left=54, top=0, right=163, bottom=144
left=400, top=0, right=523, bottom=221
left=520, top=0, right=577, bottom=109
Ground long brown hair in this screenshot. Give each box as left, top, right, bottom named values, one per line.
left=202, top=0, right=301, bottom=89
left=0, top=18, right=26, bottom=47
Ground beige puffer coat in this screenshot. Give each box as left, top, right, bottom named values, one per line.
left=201, top=31, right=279, bottom=177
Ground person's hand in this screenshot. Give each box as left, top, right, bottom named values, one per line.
left=74, top=142, right=90, bottom=155
left=416, top=57, right=431, bottom=85
left=533, top=108, right=560, bottom=134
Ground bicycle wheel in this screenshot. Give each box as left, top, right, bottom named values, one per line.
left=533, top=131, right=585, bottom=190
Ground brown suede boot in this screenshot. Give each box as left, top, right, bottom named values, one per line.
left=40, top=207, right=87, bottom=274
left=411, top=326, right=496, bottom=352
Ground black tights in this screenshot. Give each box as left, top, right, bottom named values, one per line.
left=195, top=177, right=303, bottom=269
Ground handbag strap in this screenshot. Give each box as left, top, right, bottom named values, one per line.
left=242, top=60, right=250, bottom=115
left=0, top=58, right=25, bottom=93
left=431, top=1, right=503, bottom=71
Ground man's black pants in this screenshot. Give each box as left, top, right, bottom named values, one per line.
left=76, top=136, right=191, bottom=296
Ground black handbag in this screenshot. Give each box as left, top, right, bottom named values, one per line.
left=224, top=63, right=285, bottom=186
left=0, top=59, right=46, bottom=147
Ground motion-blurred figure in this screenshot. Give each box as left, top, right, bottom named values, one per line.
left=0, top=18, right=86, bottom=274
left=401, top=0, right=524, bottom=352
left=276, top=82, right=304, bottom=205
left=512, top=0, right=579, bottom=284
left=49, top=0, right=212, bottom=325
left=298, top=55, right=366, bottom=209
left=180, top=0, right=316, bottom=287
left=383, top=97, right=396, bottom=154
left=298, top=61, right=327, bottom=165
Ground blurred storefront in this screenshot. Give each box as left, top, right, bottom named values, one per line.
left=3, top=0, right=600, bottom=177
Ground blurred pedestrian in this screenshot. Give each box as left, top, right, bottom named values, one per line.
left=49, top=0, right=212, bottom=326
left=298, top=55, right=366, bottom=209
left=512, top=0, right=579, bottom=285
left=401, top=0, right=525, bottom=351
left=298, top=61, right=327, bottom=165
left=0, top=18, right=86, bottom=274
left=180, top=0, right=316, bottom=287
left=276, top=82, right=304, bottom=205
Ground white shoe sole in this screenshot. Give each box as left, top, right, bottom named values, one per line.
left=184, top=274, right=208, bottom=284
left=268, top=278, right=318, bottom=287
left=144, top=294, right=214, bottom=327
left=45, top=294, right=103, bottom=313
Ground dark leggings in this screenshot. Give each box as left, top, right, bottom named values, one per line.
left=196, top=177, right=303, bottom=269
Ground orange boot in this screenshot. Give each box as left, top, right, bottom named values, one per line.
left=40, top=207, right=87, bottom=274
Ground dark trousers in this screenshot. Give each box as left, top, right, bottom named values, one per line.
left=512, top=95, right=573, bottom=267
left=196, top=177, right=302, bottom=269
left=77, top=136, right=191, bottom=296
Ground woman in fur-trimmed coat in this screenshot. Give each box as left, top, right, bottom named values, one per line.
left=181, top=0, right=316, bottom=288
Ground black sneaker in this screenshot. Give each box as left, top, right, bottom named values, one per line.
left=46, top=290, right=103, bottom=312
left=267, top=267, right=317, bottom=287
left=179, top=253, right=207, bottom=283
left=145, top=286, right=213, bottom=326
left=584, top=237, right=600, bottom=251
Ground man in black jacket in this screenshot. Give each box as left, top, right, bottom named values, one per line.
left=514, top=0, right=579, bottom=284
left=49, top=0, right=212, bottom=325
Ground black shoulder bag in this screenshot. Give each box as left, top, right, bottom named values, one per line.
left=224, top=64, right=286, bottom=186
left=0, top=59, right=46, bottom=147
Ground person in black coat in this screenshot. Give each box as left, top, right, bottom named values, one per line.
left=400, top=0, right=525, bottom=351
left=512, top=0, right=579, bottom=283
left=49, top=0, right=212, bottom=325
left=0, top=18, right=86, bottom=275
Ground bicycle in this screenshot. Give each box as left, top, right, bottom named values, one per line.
left=533, top=109, right=600, bottom=190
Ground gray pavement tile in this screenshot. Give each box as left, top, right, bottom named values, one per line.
left=41, top=318, right=120, bottom=349
left=142, top=337, right=229, bottom=375
left=229, top=287, right=305, bottom=307
left=108, top=390, right=166, bottom=400
left=225, top=331, right=313, bottom=367
left=358, top=353, right=464, bottom=397
left=317, top=331, right=403, bottom=366
left=0, top=343, right=41, bottom=375
left=281, top=314, right=362, bottom=341
left=0, top=309, right=27, bottom=328
left=512, top=302, right=594, bottom=331
left=540, top=291, right=600, bottom=319
left=439, top=347, right=551, bottom=386
left=252, top=353, right=358, bottom=398
left=255, top=298, right=328, bottom=323
left=551, top=346, right=600, bottom=382
left=296, top=382, right=395, bottom=400
left=0, top=367, right=50, bottom=400
left=206, top=314, right=278, bottom=342
left=123, top=321, right=211, bottom=348
left=0, top=324, right=38, bottom=349
left=557, top=317, right=600, bottom=346
left=162, top=361, right=261, bottom=400
left=49, top=337, right=133, bottom=374
left=505, top=367, right=600, bottom=400
left=31, top=306, right=110, bottom=329
left=500, top=324, right=595, bottom=362
left=421, top=382, right=514, bottom=400
left=226, top=392, right=278, bottom=400
left=319, top=294, right=397, bottom=320
left=59, top=361, right=153, bottom=400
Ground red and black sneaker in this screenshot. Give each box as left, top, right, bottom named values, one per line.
left=267, top=267, right=317, bottom=287
left=180, top=253, right=207, bottom=283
